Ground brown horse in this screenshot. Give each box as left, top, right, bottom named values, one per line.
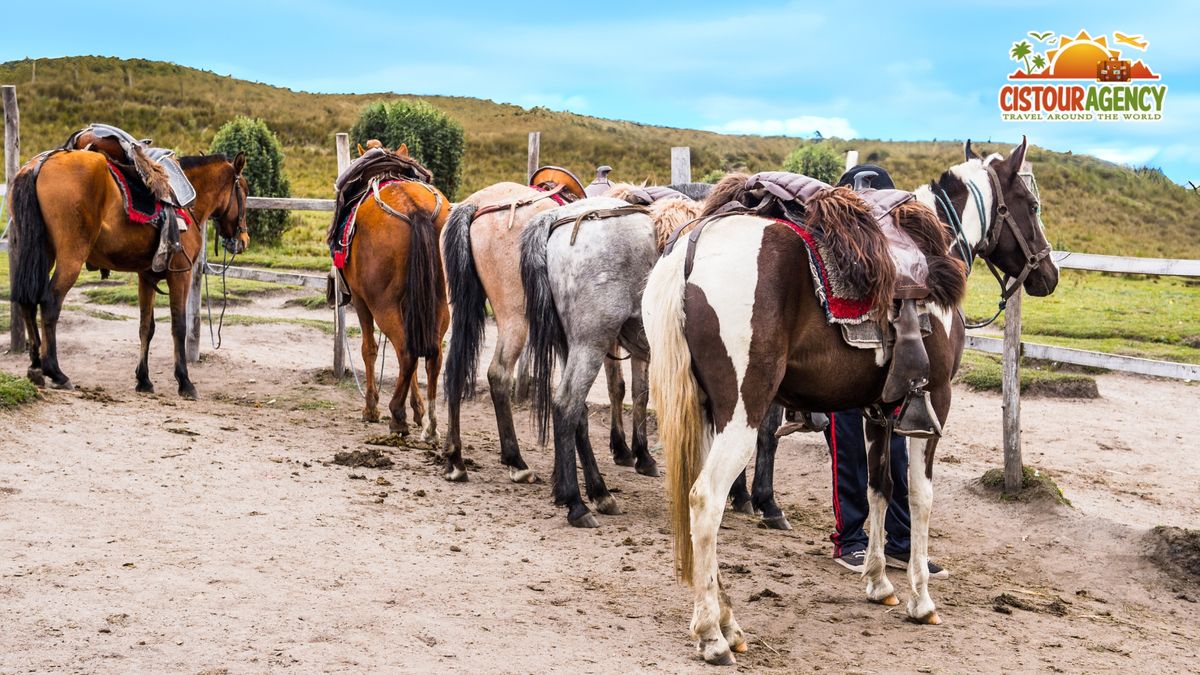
left=7, top=149, right=247, bottom=398
left=645, top=138, right=1059, bottom=664
left=336, top=149, right=449, bottom=440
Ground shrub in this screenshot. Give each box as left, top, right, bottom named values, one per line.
left=210, top=117, right=291, bottom=244
left=782, top=142, right=844, bottom=184
left=351, top=100, right=465, bottom=199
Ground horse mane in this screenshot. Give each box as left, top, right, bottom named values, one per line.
left=649, top=199, right=704, bottom=251
left=894, top=200, right=968, bottom=308
left=178, top=154, right=230, bottom=169
left=698, top=173, right=750, bottom=217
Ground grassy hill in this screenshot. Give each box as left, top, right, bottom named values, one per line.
left=1, top=56, right=1198, bottom=260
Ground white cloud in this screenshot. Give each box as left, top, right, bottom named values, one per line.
left=706, top=116, right=858, bottom=139
left=1084, top=146, right=1160, bottom=166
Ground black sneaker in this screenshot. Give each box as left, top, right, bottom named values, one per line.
left=885, top=554, right=950, bottom=580
left=834, top=550, right=866, bottom=574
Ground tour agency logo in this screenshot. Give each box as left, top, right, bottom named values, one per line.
left=999, top=29, right=1166, bottom=122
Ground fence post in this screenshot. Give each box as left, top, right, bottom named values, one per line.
left=3, top=85, right=25, bottom=352
left=1002, top=290, right=1023, bottom=493
left=844, top=150, right=859, bottom=171
left=332, top=132, right=351, bottom=379
left=185, top=223, right=208, bottom=363
left=671, top=147, right=691, bottom=184
left=527, top=132, right=540, bottom=182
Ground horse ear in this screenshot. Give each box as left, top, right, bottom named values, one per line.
left=233, top=152, right=246, bottom=174
left=1008, top=135, right=1029, bottom=172
left=357, top=143, right=365, bottom=157
left=964, top=139, right=980, bottom=161
left=397, top=143, right=409, bottom=157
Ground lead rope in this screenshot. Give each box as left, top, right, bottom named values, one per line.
left=202, top=239, right=235, bottom=349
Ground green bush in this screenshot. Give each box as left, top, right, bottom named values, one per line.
left=351, top=100, right=465, bottom=199
left=210, top=117, right=291, bottom=244
left=783, top=142, right=844, bottom=184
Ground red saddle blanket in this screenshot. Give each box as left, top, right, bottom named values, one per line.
left=773, top=218, right=874, bottom=324
left=107, top=160, right=193, bottom=229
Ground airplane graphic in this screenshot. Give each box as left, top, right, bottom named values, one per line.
left=1114, top=32, right=1149, bottom=50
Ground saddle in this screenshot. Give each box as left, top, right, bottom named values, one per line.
left=701, top=170, right=942, bottom=438
left=327, top=145, right=435, bottom=265
left=471, top=166, right=586, bottom=229
left=614, top=184, right=692, bottom=205
left=65, top=124, right=196, bottom=273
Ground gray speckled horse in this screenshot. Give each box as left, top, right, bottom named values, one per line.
left=519, top=197, right=660, bottom=527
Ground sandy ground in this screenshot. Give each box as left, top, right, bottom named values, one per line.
left=1, top=286, right=1198, bottom=674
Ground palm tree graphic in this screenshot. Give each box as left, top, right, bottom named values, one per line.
left=1031, top=53, right=1047, bottom=72
left=1011, top=40, right=1034, bottom=73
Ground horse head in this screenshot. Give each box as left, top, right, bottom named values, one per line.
left=212, top=152, right=249, bottom=254
left=968, top=136, right=1059, bottom=297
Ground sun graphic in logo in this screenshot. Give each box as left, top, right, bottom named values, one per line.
left=1045, top=30, right=1118, bottom=78
left=1007, top=29, right=1159, bottom=80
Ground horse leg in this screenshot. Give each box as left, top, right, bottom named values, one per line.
left=906, top=436, right=940, bottom=624
left=863, top=417, right=898, bottom=606
left=352, top=299, right=380, bottom=423
left=605, top=347, right=633, bottom=466
left=690, top=423, right=757, bottom=664
left=752, top=404, right=789, bottom=529
left=420, top=346, right=442, bottom=444
left=388, top=349, right=420, bottom=436
left=443, top=385, right=468, bottom=482
left=577, top=405, right=620, bottom=517
left=408, top=369, right=426, bottom=431
left=165, top=269, right=196, bottom=399
left=488, top=323, right=537, bottom=483
left=38, top=258, right=85, bottom=390
left=134, top=273, right=158, bottom=393
left=552, top=345, right=609, bottom=526
left=629, top=356, right=658, bottom=477
left=18, top=303, right=44, bottom=386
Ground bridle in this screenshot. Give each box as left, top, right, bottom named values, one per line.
left=937, top=163, right=1051, bottom=329
left=215, top=173, right=247, bottom=255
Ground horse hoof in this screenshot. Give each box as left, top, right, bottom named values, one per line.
left=388, top=420, right=410, bottom=436
left=569, top=511, right=599, bottom=528
left=760, top=514, right=793, bottom=531
left=874, top=594, right=900, bottom=607
left=444, top=467, right=468, bottom=482
left=27, top=369, right=45, bottom=387
left=178, top=387, right=197, bottom=401
left=635, top=462, right=660, bottom=477
left=593, top=494, right=622, bottom=516
left=612, top=454, right=636, bottom=468
left=913, top=611, right=942, bottom=625
left=50, top=379, right=74, bottom=391
left=699, top=642, right=736, bottom=666
left=508, top=467, right=539, bottom=484
left=136, top=382, right=155, bottom=394
left=362, top=410, right=381, bottom=423
left=732, top=501, right=756, bottom=516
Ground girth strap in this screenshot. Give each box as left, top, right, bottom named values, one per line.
left=474, top=183, right=567, bottom=230
left=546, top=205, right=649, bottom=245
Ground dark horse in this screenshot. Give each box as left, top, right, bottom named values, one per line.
left=7, top=149, right=247, bottom=398
left=644, top=138, right=1058, bottom=665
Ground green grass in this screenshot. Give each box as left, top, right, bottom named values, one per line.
left=80, top=273, right=295, bottom=307
left=964, top=268, right=1200, bottom=364
left=214, top=313, right=360, bottom=337
left=0, top=371, right=38, bottom=408
left=285, top=293, right=330, bottom=310
left=980, top=466, right=1072, bottom=506
left=956, top=351, right=1100, bottom=397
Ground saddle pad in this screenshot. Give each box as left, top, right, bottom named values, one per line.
left=330, top=178, right=408, bottom=269
left=772, top=218, right=873, bottom=324
left=107, top=161, right=192, bottom=230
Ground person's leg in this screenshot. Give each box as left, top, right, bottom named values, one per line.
left=884, top=432, right=912, bottom=558
left=825, top=410, right=869, bottom=564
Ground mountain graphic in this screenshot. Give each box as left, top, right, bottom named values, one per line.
left=1008, top=59, right=1159, bottom=80
left=1129, top=60, right=1159, bottom=79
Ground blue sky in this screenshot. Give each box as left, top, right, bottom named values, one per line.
left=4, top=1, right=1198, bottom=183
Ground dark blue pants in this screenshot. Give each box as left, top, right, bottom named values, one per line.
left=823, top=410, right=911, bottom=557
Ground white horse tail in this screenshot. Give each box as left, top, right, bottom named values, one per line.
left=519, top=210, right=566, bottom=445
left=642, top=247, right=709, bottom=585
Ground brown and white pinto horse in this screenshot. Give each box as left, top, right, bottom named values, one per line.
left=643, top=138, right=1058, bottom=665
left=7, top=150, right=248, bottom=398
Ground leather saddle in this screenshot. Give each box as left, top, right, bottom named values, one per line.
left=328, top=145, right=434, bottom=249
left=66, top=124, right=196, bottom=207
left=614, top=184, right=692, bottom=205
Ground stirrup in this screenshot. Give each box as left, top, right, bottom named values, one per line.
left=893, top=387, right=942, bottom=439
left=775, top=410, right=830, bottom=438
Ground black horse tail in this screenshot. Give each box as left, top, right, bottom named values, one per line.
left=8, top=167, right=52, bottom=306
left=442, top=203, right=486, bottom=405
left=519, top=210, right=567, bottom=445
left=402, top=206, right=443, bottom=359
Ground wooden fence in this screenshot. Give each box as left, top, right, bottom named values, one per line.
left=3, top=82, right=1198, bottom=493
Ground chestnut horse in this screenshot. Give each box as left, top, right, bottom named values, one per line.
left=644, top=138, right=1059, bottom=664
left=339, top=161, right=449, bottom=440
left=7, top=150, right=247, bottom=398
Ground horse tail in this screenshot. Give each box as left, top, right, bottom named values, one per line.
left=518, top=210, right=567, bottom=445
left=806, top=186, right=895, bottom=324
left=442, top=203, right=486, bottom=405
left=402, top=203, right=443, bottom=359
left=8, top=167, right=52, bottom=306
left=642, top=246, right=709, bottom=585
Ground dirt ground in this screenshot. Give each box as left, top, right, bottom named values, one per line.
left=1, top=286, right=1198, bottom=674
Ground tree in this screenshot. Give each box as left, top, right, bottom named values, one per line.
left=1031, top=53, right=1047, bottom=72
left=1010, top=40, right=1034, bottom=73
left=783, top=143, right=843, bottom=184
left=351, top=99, right=465, bottom=200
left=210, top=116, right=291, bottom=244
